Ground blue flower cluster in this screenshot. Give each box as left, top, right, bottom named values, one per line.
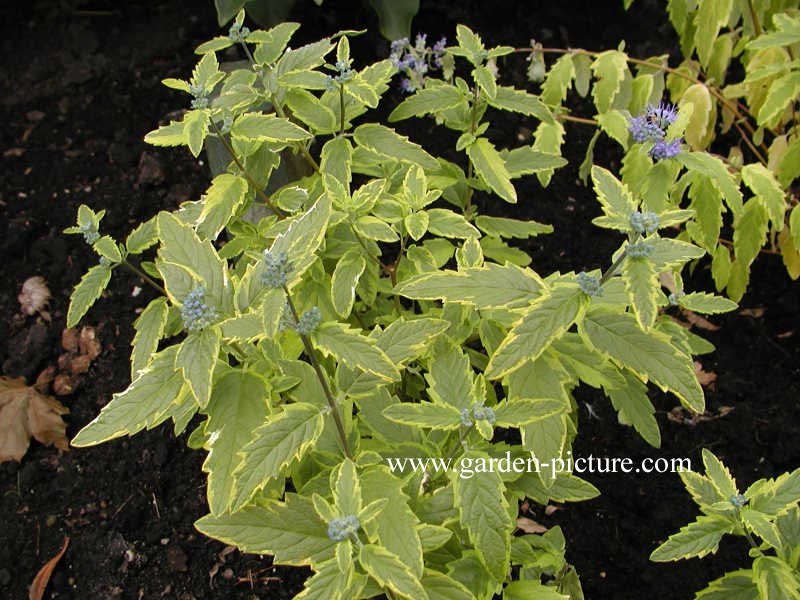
left=471, top=402, right=496, bottom=425
left=389, top=33, right=447, bottom=93
left=181, top=286, right=218, bottom=332
left=629, top=210, right=660, bottom=235
left=80, top=222, right=100, bottom=244
left=279, top=304, right=322, bottom=336
left=261, top=250, right=291, bottom=289
left=729, top=494, right=748, bottom=508
left=628, top=102, right=683, bottom=160
left=228, top=21, right=250, bottom=43
left=325, top=58, right=355, bottom=90
left=189, top=82, right=209, bottom=109
left=327, top=514, right=360, bottom=542
left=668, top=291, right=685, bottom=306
left=577, top=272, right=603, bottom=297
left=626, top=240, right=655, bottom=259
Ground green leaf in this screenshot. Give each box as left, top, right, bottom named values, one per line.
left=331, top=250, right=366, bottom=318
left=694, top=0, right=733, bottom=66
left=202, top=370, right=270, bottom=515
left=581, top=310, right=704, bottom=413
left=197, top=174, right=249, bottom=240
left=359, top=544, right=428, bottom=600
left=474, top=215, right=552, bottom=239
left=367, top=0, right=419, bottom=41
left=695, top=569, right=759, bottom=600
left=92, top=236, right=121, bottom=263
left=741, top=163, right=786, bottom=231
left=493, top=398, right=566, bottom=426
left=425, top=208, right=480, bottom=238
left=176, top=328, right=220, bottom=408
left=144, top=120, right=187, bottom=148
left=195, top=494, right=335, bottom=567
left=486, top=285, right=587, bottom=380
left=596, top=110, right=632, bottom=149
left=591, top=165, right=637, bottom=224
left=650, top=514, right=733, bottom=561
left=623, top=256, right=659, bottom=329
left=232, top=403, right=324, bottom=510
left=383, top=402, right=462, bottom=429
left=268, top=194, right=332, bottom=288
left=677, top=292, right=738, bottom=314
left=232, top=113, right=312, bottom=143
left=648, top=237, right=706, bottom=271
left=455, top=24, right=485, bottom=64
left=388, top=85, right=465, bottom=121
left=313, top=322, right=399, bottom=381
left=541, top=54, right=575, bottom=106
left=734, top=198, right=769, bottom=269
left=294, top=559, right=349, bottom=600
left=677, top=152, right=742, bottom=217
left=608, top=370, right=660, bottom=447
left=753, top=555, right=800, bottom=600
left=353, top=123, right=439, bottom=171
left=488, top=86, right=553, bottom=123
left=404, top=211, right=429, bottom=241
left=420, top=570, right=474, bottom=600
left=285, top=89, right=337, bottom=133
left=395, top=263, right=545, bottom=310
left=466, top=138, right=517, bottom=203
left=531, top=121, right=565, bottom=186
left=71, top=347, right=183, bottom=446
left=320, top=136, right=352, bottom=188
left=252, top=22, right=301, bottom=65
left=125, top=218, right=157, bottom=254
left=184, top=109, right=210, bottom=157
left=453, top=450, right=513, bottom=581
left=361, top=467, right=424, bottom=577
left=376, top=318, right=449, bottom=364
left=712, top=244, right=732, bottom=290
left=157, top=212, right=228, bottom=306
left=131, top=297, right=169, bottom=377
left=500, top=147, right=566, bottom=178
left=680, top=83, right=715, bottom=150
left=702, top=448, right=739, bottom=499
left=504, top=580, right=570, bottom=600
left=354, top=215, right=399, bottom=242
left=591, top=50, right=628, bottom=113
left=67, top=264, right=112, bottom=328
left=758, top=71, right=800, bottom=127
left=472, top=65, right=497, bottom=98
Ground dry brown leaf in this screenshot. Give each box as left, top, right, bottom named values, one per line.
left=29, top=536, right=69, bottom=600
left=694, top=361, right=717, bottom=389
left=516, top=517, right=547, bottom=534
left=0, top=376, right=69, bottom=462
left=78, top=327, right=101, bottom=360
left=18, top=276, right=51, bottom=318
left=544, top=505, right=562, bottom=516
left=680, top=308, right=720, bottom=331
left=740, top=307, right=765, bottom=318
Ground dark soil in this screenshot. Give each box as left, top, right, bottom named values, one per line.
left=1, top=1, right=798, bottom=599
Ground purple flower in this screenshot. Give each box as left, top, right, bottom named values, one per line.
left=415, top=33, right=427, bottom=51
left=650, top=138, right=682, bottom=160
left=399, top=77, right=416, bottom=93
left=647, top=102, right=678, bottom=129
left=629, top=115, right=664, bottom=143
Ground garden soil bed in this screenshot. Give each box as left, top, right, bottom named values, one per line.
left=1, top=1, right=798, bottom=599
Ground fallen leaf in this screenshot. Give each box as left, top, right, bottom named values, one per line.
left=544, top=505, right=562, bottom=516
left=18, top=276, right=51, bottom=318
left=0, top=376, right=69, bottom=462
left=78, top=327, right=101, bottom=360
left=516, top=516, right=547, bottom=533
left=29, top=536, right=69, bottom=600
left=4, top=147, right=26, bottom=157
left=680, top=308, right=720, bottom=331
left=694, top=361, right=717, bottom=389
left=740, top=307, right=765, bottom=318
left=61, top=328, right=80, bottom=353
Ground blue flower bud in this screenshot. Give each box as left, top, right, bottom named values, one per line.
left=261, top=250, right=291, bottom=289
left=460, top=408, right=473, bottom=427
left=577, top=271, right=603, bottom=297
left=629, top=211, right=660, bottom=235
left=327, top=514, right=360, bottom=542
left=181, top=286, right=218, bottom=332
left=668, top=291, right=685, bottom=306
left=650, top=138, right=682, bottom=161
left=295, top=306, right=322, bottom=336
left=626, top=240, right=654, bottom=259
left=730, top=494, right=748, bottom=508
left=228, top=22, right=250, bottom=43
left=471, top=402, right=496, bottom=425
left=191, top=97, right=209, bottom=109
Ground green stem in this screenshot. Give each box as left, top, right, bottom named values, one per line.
left=599, top=233, right=640, bottom=285
left=746, top=0, right=762, bottom=37
left=121, top=259, right=166, bottom=295
left=284, top=289, right=352, bottom=459
left=464, top=85, right=481, bottom=214
left=338, top=82, right=346, bottom=135
left=209, top=119, right=286, bottom=218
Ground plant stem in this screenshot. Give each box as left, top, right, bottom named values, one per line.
left=120, top=259, right=166, bottom=295
left=208, top=119, right=286, bottom=218
left=599, top=233, right=640, bottom=285
left=284, top=289, right=353, bottom=459
left=338, top=83, right=346, bottom=135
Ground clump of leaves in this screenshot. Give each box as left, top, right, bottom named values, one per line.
left=652, top=449, right=800, bottom=599
left=0, top=376, right=69, bottom=462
